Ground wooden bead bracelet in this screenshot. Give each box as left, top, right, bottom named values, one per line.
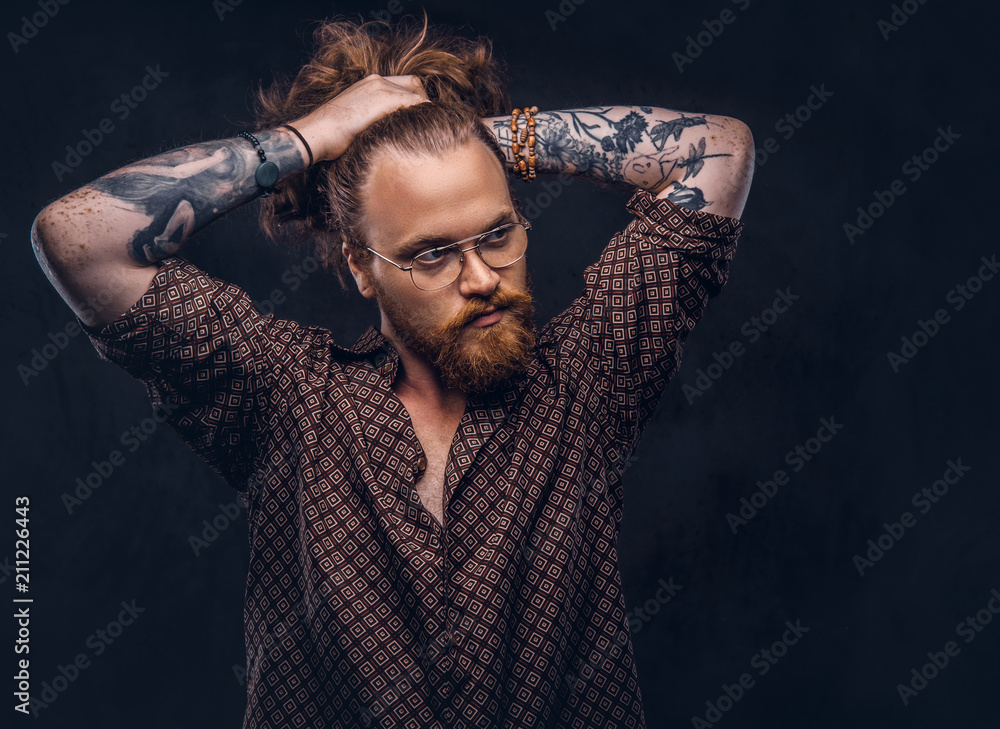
left=510, top=106, right=539, bottom=181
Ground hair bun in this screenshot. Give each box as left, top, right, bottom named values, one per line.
left=252, top=14, right=510, bottom=288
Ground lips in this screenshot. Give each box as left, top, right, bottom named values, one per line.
left=469, top=306, right=505, bottom=327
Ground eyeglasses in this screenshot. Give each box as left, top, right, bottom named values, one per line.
left=364, top=220, right=531, bottom=291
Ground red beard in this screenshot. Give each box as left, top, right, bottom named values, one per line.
left=375, top=281, right=536, bottom=394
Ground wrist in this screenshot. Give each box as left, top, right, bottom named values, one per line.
left=485, top=116, right=516, bottom=169
left=279, top=124, right=314, bottom=168
left=284, top=117, right=342, bottom=164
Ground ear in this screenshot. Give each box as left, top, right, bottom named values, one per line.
left=344, top=242, right=376, bottom=300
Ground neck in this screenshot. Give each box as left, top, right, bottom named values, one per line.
left=384, top=328, right=467, bottom=411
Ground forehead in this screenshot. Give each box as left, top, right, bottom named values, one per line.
left=361, top=140, right=513, bottom=255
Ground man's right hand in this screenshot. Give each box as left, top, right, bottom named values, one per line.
left=289, top=74, right=428, bottom=163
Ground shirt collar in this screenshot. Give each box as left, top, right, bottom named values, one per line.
left=328, top=325, right=399, bottom=383
left=344, top=325, right=390, bottom=356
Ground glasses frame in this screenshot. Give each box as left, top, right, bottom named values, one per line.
left=363, top=219, right=532, bottom=291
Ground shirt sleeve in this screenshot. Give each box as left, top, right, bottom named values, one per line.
left=82, top=256, right=286, bottom=492
left=539, top=188, right=744, bottom=454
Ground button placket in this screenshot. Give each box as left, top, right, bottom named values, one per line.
left=413, top=453, right=428, bottom=478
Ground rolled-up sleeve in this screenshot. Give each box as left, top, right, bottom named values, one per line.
left=541, top=188, right=744, bottom=452
left=82, top=257, right=279, bottom=490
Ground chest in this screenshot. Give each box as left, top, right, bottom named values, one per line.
left=396, top=396, right=465, bottom=526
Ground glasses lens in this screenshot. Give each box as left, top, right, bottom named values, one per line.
left=479, top=223, right=528, bottom=269
left=410, top=222, right=529, bottom=291
left=411, top=247, right=463, bottom=291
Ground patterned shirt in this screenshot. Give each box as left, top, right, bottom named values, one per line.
left=86, top=189, right=742, bottom=728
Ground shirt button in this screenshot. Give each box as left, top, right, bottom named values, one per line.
left=416, top=455, right=428, bottom=472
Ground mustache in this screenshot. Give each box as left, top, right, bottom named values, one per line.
left=450, top=288, right=533, bottom=329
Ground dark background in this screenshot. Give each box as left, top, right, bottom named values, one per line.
left=3, top=0, right=998, bottom=727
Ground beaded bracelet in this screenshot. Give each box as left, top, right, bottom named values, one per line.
left=522, top=106, right=538, bottom=181
left=509, top=106, right=539, bottom=182
left=237, top=131, right=280, bottom=197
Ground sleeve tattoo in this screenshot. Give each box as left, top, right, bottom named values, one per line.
left=89, top=131, right=306, bottom=264
left=492, top=107, right=731, bottom=211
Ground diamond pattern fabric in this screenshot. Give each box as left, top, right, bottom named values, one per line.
left=84, top=189, right=743, bottom=728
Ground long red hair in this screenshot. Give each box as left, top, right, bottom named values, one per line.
left=252, top=14, right=511, bottom=287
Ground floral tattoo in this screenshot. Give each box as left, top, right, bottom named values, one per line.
left=492, top=106, right=729, bottom=209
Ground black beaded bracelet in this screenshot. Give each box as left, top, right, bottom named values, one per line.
left=237, top=131, right=280, bottom=197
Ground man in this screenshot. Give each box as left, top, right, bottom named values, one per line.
left=33, top=16, right=752, bottom=729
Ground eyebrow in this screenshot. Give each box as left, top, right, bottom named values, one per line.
left=395, top=211, right=517, bottom=258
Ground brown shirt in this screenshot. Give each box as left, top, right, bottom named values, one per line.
left=86, top=189, right=743, bottom=728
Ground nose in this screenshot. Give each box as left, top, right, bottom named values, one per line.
left=457, top=246, right=501, bottom=298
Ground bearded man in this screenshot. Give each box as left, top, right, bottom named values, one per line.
left=32, top=16, right=752, bottom=729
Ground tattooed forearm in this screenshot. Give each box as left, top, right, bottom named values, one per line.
left=489, top=106, right=737, bottom=208
left=87, top=130, right=306, bottom=264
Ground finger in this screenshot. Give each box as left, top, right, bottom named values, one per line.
left=383, top=75, right=425, bottom=94
left=396, top=87, right=430, bottom=105
left=397, top=96, right=431, bottom=111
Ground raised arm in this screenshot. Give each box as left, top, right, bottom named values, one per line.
left=31, top=74, right=427, bottom=328
left=485, top=106, right=753, bottom=218
left=30, top=130, right=310, bottom=329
